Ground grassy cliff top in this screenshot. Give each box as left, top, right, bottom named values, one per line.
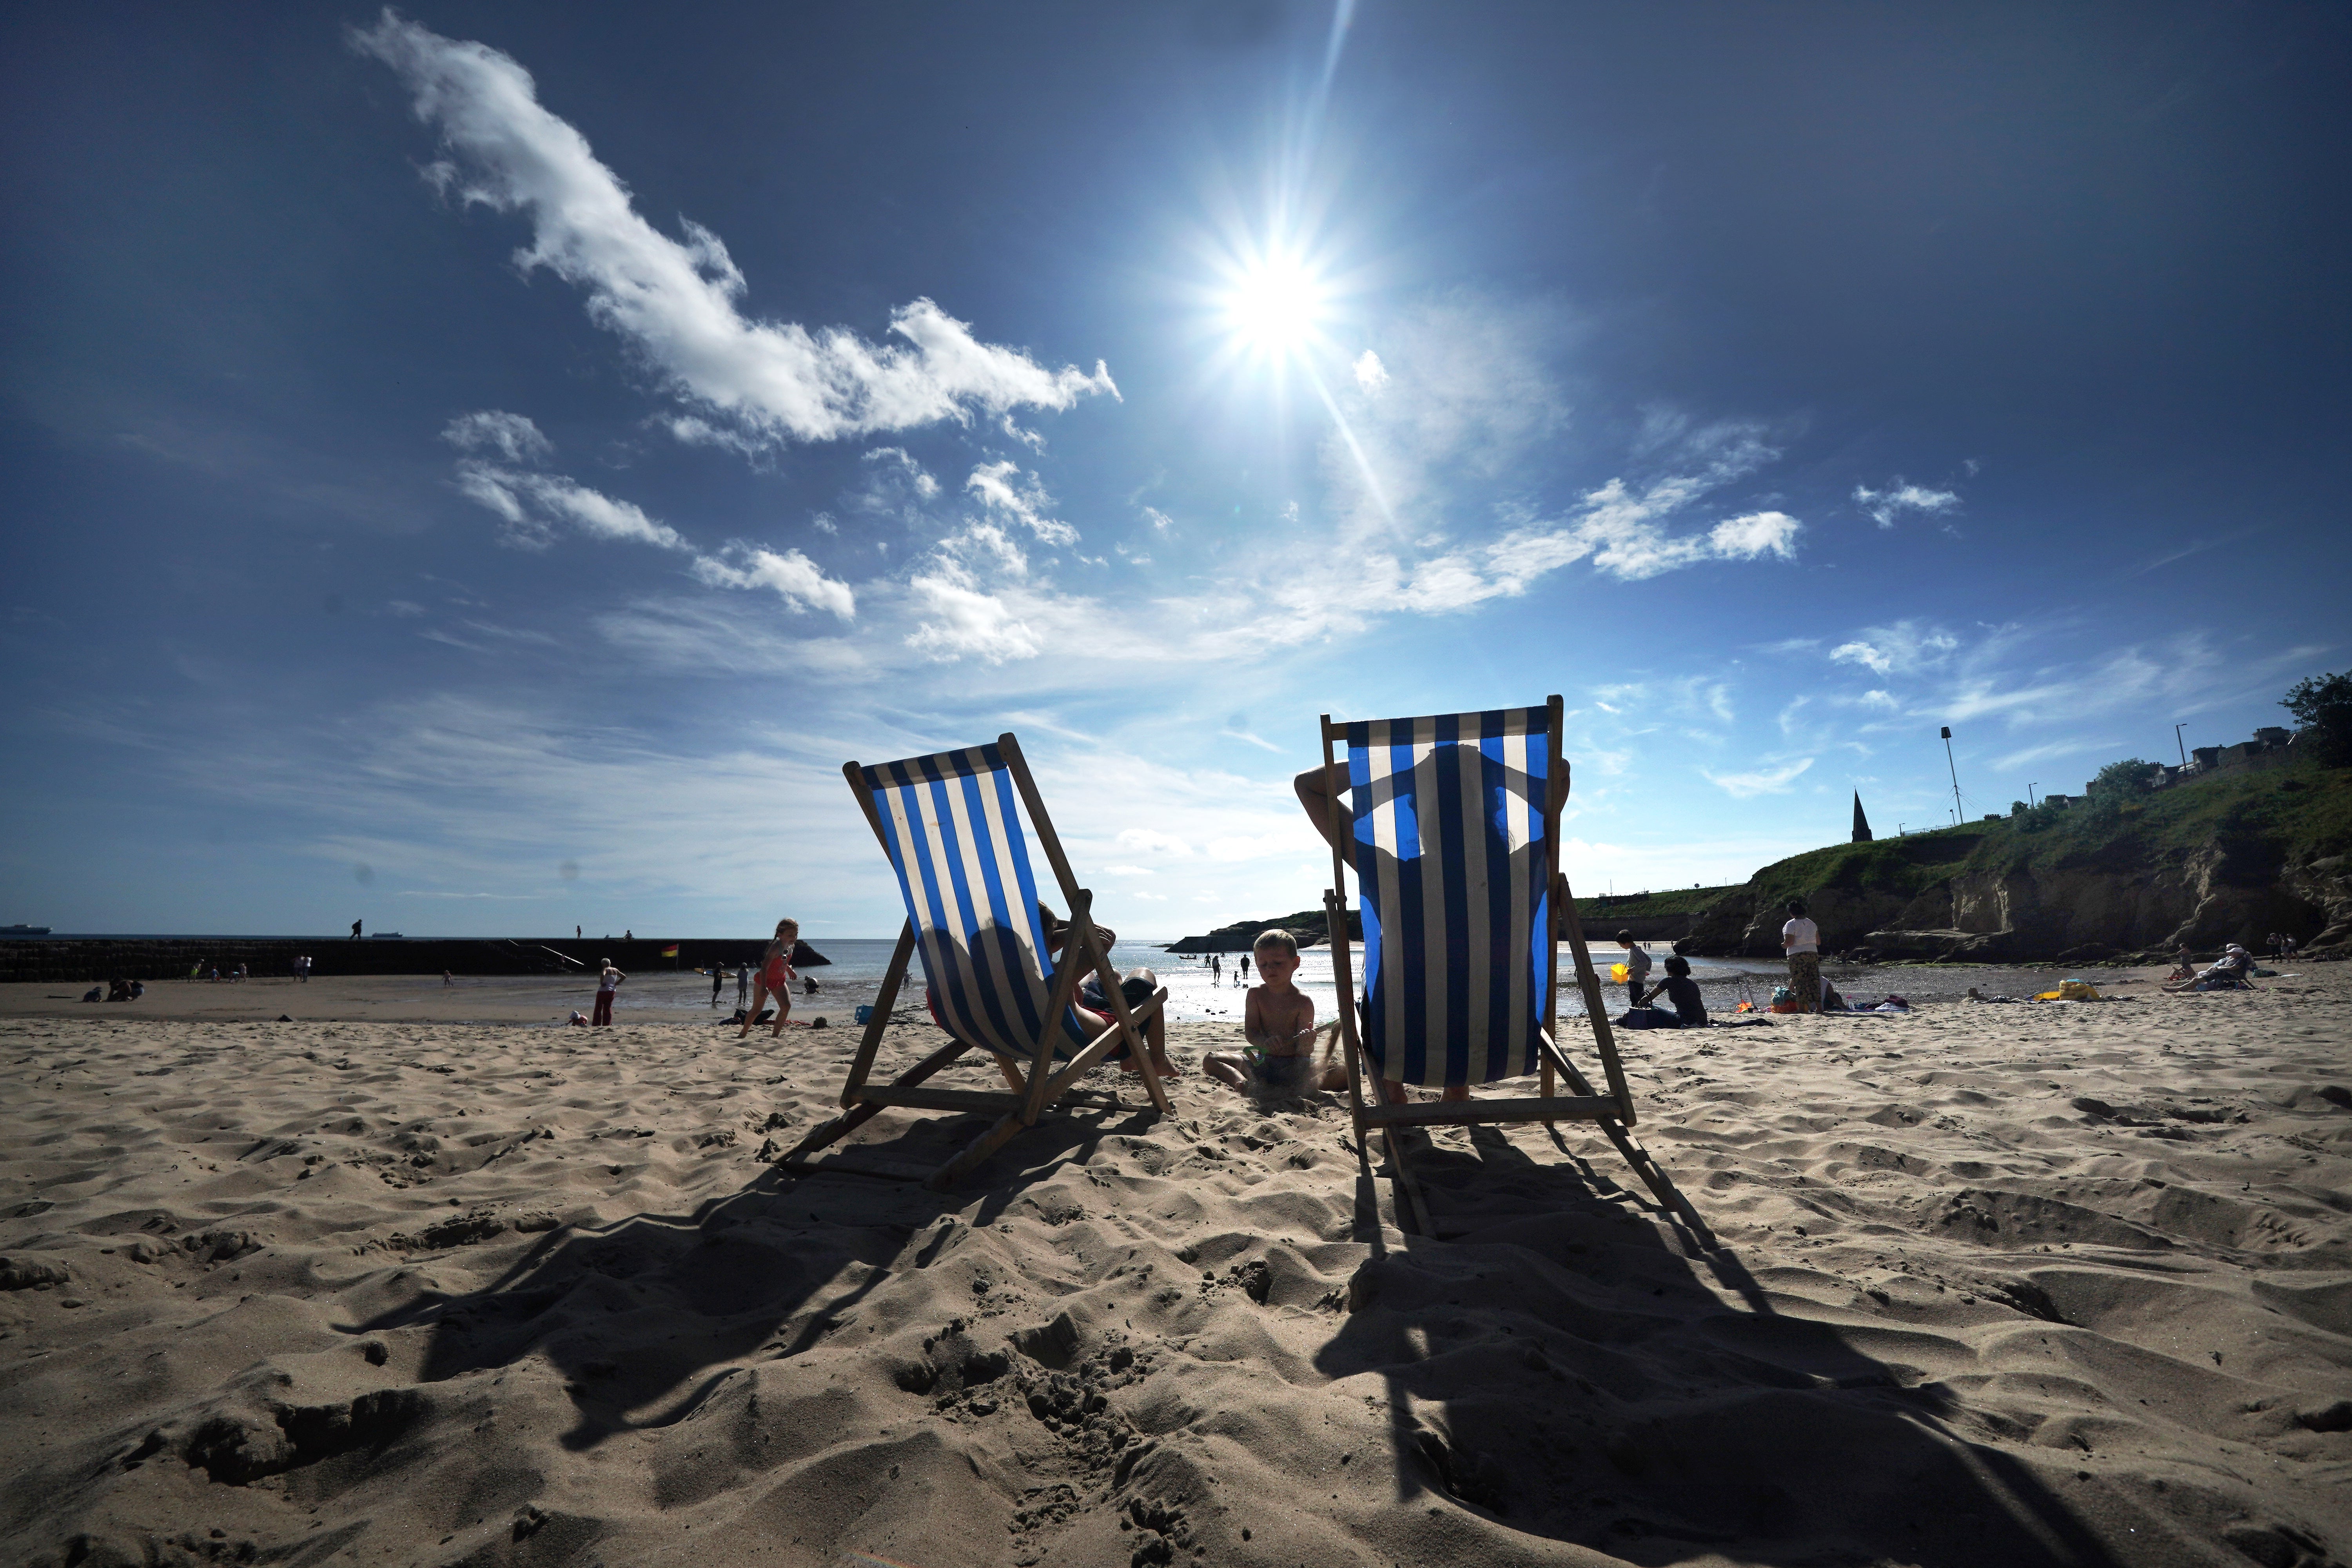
left=1573, top=884, right=1744, bottom=918
left=1733, top=758, right=2352, bottom=907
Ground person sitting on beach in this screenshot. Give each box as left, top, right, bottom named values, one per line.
left=2165, top=946, right=2197, bottom=982
left=566, top=1009, right=590, bottom=1027
left=2165, top=943, right=2254, bottom=993
left=1615, top=930, right=1652, bottom=1011
left=1204, top=928, right=1344, bottom=1094
left=1618, top=954, right=1709, bottom=1029
left=739, top=919, right=797, bottom=1040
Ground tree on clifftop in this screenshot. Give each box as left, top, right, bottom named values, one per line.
left=2087, top=758, right=2160, bottom=800
left=2283, top=672, right=2352, bottom=766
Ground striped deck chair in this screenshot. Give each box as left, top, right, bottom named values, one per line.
left=1318, top=697, right=1705, bottom=1238
left=782, top=732, right=1171, bottom=1191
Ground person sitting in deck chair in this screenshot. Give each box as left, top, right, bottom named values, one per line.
left=2165, top=943, right=2255, bottom=993
left=924, top=904, right=1180, bottom=1082
left=1294, top=753, right=1572, bottom=1105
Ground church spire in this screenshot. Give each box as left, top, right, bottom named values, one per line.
left=1852, top=791, right=1874, bottom=843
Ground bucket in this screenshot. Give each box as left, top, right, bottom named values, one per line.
left=854, top=1005, right=874, bottom=1025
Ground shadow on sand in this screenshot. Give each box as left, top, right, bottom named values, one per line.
left=351, top=1081, right=2124, bottom=1565
left=1315, top=1119, right=2126, bottom=1566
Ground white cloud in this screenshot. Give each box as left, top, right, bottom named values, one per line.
left=1853, top=479, right=1960, bottom=529
left=517, top=474, right=688, bottom=550
left=859, top=447, right=940, bottom=502
left=690, top=547, right=857, bottom=620
left=356, top=14, right=1116, bottom=448
left=1352, top=349, right=1388, bottom=392
left=905, top=558, right=1042, bottom=664
left=965, top=461, right=1077, bottom=547
left=1700, top=758, right=1814, bottom=797
left=1708, top=510, right=1802, bottom=560
left=441, top=409, right=550, bottom=463
left=445, top=440, right=854, bottom=619
left=1830, top=640, right=1891, bottom=675
left=1103, top=864, right=1155, bottom=877
left=1141, top=506, right=1174, bottom=534
left=1829, top=621, right=1958, bottom=677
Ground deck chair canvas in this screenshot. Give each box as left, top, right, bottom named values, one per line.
left=1319, top=697, right=1706, bottom=1238
left=782, top=732, right=1172, bottom=1191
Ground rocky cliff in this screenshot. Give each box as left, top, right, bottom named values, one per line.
left=1678, top=760, right=2352, bottom=962
left=1165, top=907, right=1360, bottom=954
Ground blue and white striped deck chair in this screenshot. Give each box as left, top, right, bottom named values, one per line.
left=1318, top=698, right=1699, bottom=1235
left=783, top=732, right=1171, bottom=1191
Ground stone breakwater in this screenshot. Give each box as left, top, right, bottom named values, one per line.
left=0, top=937, right=829, bottom=985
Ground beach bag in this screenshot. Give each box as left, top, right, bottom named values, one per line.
left=1767, top=984, right=1801, bottom=1014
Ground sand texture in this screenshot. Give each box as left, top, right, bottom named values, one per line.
left=3, top=969, right=2350, bottom=1568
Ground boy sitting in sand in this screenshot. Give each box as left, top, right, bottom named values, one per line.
left=1203, top=929, right=1345, bottom=1095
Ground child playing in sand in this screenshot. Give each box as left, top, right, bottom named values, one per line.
left=1615, top=930, right=1652, bottom=1011
left=1203, top=929, right=1344, bottom=1095
left=739, top=918, right=797, bottom=1039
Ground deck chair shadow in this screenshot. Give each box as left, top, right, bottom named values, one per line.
left=1317, top=697, right=1710, bottom=1242
left=782, top=733, right=1172, bottom=1191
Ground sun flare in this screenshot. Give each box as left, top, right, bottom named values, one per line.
left=1224, top=252, right=1327, bottom=355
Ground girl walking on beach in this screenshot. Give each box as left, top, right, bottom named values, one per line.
left=740, top=918, right=797, bottom=1039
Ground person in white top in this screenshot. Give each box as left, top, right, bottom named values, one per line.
left=592, top=957, right=625, bottom=1026
left=1781, top=898, right=1822, bottom=1015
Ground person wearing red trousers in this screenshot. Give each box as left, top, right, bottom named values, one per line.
left=592, top=957, right=624, bottom=1025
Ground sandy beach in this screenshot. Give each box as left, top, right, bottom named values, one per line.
left=4, top=968, right=2348, bottom=1567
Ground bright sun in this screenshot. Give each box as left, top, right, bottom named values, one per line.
left=1225, top=253, right=1325, bottom=355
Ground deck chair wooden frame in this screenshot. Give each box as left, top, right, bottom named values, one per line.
left=1319, top=696, right=1706, bottom=1240
left=782, top=731, right=1172, bottom=1191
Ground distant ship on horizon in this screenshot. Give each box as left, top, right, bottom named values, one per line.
left=1, top=924, right=51, bottom=935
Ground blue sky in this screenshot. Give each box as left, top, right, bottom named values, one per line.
left=2, top=3, right=2345, bottom=939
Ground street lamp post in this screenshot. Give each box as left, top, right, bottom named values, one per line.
left=2029, top=783, right=2038, bottom=808
left=1940, top=726, right=1964, bottom=824
left=2174, top=723, right=2189, bottom=768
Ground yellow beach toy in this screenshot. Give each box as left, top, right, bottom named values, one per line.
left=1610, top=962, right=1630, bottom=983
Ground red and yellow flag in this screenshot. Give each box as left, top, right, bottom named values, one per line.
left=660, top=943, right=679, bottom=958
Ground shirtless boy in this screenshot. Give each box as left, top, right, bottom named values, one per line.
left=1203, top=929, right=1343, bottom=1094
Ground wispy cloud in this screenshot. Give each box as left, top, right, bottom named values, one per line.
left=1828, top=620, right=1958, bottom=676
left=358, top=13, right=1116, bottom=449
left=1853, top=478, right=1960, bottom=528
left=444, top=409, right=853, bottom=617
left=965, top=461, right=1077, bottom=547
left=1700, top=757, right=1814, bottom=797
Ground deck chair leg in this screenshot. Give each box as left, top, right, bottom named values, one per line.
left=1543, top=1043, right=1711, bottom=1246
left=927, top=1110, right=1028, bottom=1192
left=784, top=1034, right=975, bottom=1166
left=840, top=922, right=916, bottom=1106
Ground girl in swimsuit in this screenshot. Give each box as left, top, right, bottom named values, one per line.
left=740, top=918, right=797, bottom=1039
